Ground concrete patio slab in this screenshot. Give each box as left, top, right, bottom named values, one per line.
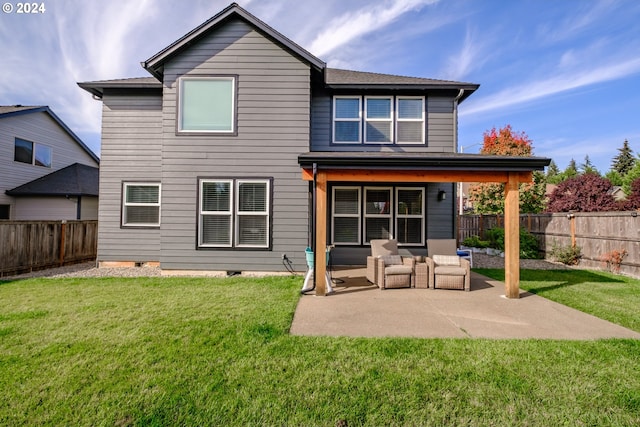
left=290, top=269, right=640, bottom=340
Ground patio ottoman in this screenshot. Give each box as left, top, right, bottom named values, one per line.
left=415, top=263, right=429, bottom=289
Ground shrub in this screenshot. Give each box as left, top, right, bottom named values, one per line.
left=483, top=227, right=540, bottom=259
left=600, top=249, right=628, bottom=273
left=549, top=242, right=582, bottom=265
left=462, top=235, right=489, bottom=248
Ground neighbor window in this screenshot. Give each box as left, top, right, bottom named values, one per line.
left=331, top=185, right=425, bottom=246
left=14, top=138, right=52, bottom=167
left=122, top=183, right=161, bottom=227
left=333, top=97, right=361, bottom=143
left=0, top=204, right=9, bottom=220
left=178, top=76, right=235, bottom=133
left=199, top=178, right=271, bottom=248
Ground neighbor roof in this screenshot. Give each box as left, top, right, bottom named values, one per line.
left=77, top=77, right=162, bottom=98
left=0, top=106, right=99, bottom=164
left=142, top=2, right=325, bottom=80
left=6, top=163, right=99, bottom=197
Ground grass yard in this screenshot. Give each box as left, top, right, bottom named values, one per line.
left=1, top=273, right=639, bottom=426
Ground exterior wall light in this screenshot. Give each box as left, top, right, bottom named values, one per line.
left=437, top=190, right=446, bottom=201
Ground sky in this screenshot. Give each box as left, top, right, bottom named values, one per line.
left=2, top=0, right=640, bottom=173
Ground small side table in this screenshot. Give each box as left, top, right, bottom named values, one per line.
left=414, top=262, right=429, bottom=289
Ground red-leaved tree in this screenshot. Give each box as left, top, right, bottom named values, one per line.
left=546, top=173, right=617, bottom=212
left=620, top=177, right=640, bottom=210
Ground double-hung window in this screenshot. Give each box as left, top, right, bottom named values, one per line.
left=199, top=178, right=271, bottom=248
left=364, top=97, right=393, bottom=143
left=178, top=76, right=236, bottom=133
left=333, top=97, right=361, bottom=143
left=14, top=137, right=52, bottom=168
left=122, top=183, right=161, bottom=227
left=331, top=185, right=425, bottom=246
left=396, top=97, right=425, bottom=144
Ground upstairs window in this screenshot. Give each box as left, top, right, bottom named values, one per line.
left=14, top=138, right=52, bottom=168
left=333, top=97, right=361, bottom=143
left=178, top=76, right=236, bottom=133
left=122, top=183, right=161, bottom=227
left=332, top=96, right=425, bottom=145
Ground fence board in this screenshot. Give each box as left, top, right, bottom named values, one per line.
left=458, top=212, right=640, bottom=278
left=0, top=220, right=97, bottom=276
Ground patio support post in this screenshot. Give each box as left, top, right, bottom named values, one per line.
left=504, top=172, right=520, bottom=298
left=315, top=171, right=328, bottom=296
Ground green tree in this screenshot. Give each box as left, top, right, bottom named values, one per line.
left=605, top=170, right=624, bottom=186
left=611, top=139, right=636, bottom=175
left=546, top=160, right=561, bottom=184
left=469, top=125, right=545, bottom=213
left=622, top=161, right=640, bottom=196
left=580, top=155, right=599, bottom=175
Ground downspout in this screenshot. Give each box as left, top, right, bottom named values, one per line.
left=454, top=89, right=465, bottom=218
left=301, top=162, right=318, bottom=294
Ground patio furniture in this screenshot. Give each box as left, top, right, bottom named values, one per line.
left=414, top=262, right=429, bottom=289
left=426, top=254, right=471, bottom=291
left=367, top=239, right=415, bottom=289
left=376, top=254, right=415, bottom=289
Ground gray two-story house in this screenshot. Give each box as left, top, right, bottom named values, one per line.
left=80, top=3, right=548, bottom=296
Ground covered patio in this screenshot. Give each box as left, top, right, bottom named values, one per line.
left=290, top=267, right=640, bottom=339
left=299, top=152, right=551, bottom=299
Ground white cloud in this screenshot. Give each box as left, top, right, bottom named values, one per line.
left=308, top=0, right=438, bottom=58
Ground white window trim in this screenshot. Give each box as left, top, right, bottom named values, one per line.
left=332, top=186, right=361, bottom=245
left=178, top=76, right=236, bottom=134
left=332, top=96, right=362, bottom=144
left=395, top=96, right=425, bottom=145
left=235, top=179, right=270, bottom=249
left=395, top=187, right=425, bottom=246
left=364, top=187, right=393, bottom=242
left=122, top=182, right=161, bottom=227
left=364, top=96, right=393, bottom=144
left=199, top=179, right=233, bottom=248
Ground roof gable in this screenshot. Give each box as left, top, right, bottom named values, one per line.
left=142, top=2, right=325, bottom=80
left=0, top=106, right=99, bottom=164
left=6, top=163, right=99, bottom=197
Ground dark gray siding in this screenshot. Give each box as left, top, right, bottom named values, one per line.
left=310, top=94, right=456, bottom=152
left=159, top=19, right=310, bottom=272
left=97, top=92, right=162, bottom=261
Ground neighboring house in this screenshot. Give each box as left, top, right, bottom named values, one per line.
left=0, top=106, right=100, bottom=220
left=79, top=3, right=549, bottom=285
left=609, top=186, right=626, bottom=201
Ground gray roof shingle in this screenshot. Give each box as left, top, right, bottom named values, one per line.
left=6, top=163, right=99, bottom=197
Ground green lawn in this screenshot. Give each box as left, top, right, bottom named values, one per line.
left=1, top=274, right=639, bottom=426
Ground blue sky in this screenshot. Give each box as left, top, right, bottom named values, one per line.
left=2, top=0, right=639, bottom=173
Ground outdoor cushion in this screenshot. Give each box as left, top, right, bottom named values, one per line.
left=384, top=265, right=413, bottom=275
left=434, top=265, right=466, bottom=276
left=380, top=254, right=403, bottom=266
left=432, top=255, right=460, bottom=266
left=370, top=239, right=399, bottom=258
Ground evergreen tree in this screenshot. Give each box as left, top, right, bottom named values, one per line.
left=546, top=160, right=561, bottom=183
left=580, top=155, right=599, bottom=175
left=611, top=139, right=636, bottom=175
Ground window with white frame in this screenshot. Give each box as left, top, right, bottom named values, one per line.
left=199, top=178, right=271, bottom=248
left=14, top=137, right=52, bottom=168
left=396, top=188, right=424, bottom=244
left=396, top=97, right=425, bottom=144
left=365, top=97, right=393, bottom=143
left=364, top=187, right=392, bottom=241
left=331, top=185, right=426, bottom=246
left=122, top=183, right=161, bottom=227
left=333, top=97, right=361, bottom=143
left=332, top=96, right=425, bottom=144
left=178, top=76, right=235, bottom=133
left=332, top=187, right=361, bottom=244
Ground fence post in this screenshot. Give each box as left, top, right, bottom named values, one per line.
left=570, top=214, right=576, bottom=248
left=479, top=214, right=484, bottom=239
left=59, top=220, right=66, bottom=266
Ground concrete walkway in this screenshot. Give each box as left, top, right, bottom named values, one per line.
left=290, top=269, right=640, bottom=340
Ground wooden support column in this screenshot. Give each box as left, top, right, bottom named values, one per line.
left=315, top=171, right=328, bottom=296
left=504, top=173, right=520, bottom=299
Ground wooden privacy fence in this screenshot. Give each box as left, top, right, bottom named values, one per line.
left=0, top=220, right=97, bottom=277
left=458, top=212, right=640, bottom=278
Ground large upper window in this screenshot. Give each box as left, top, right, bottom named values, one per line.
left=178, top=76, right=235, bottom=133
left=14, top=137, right=52, bottom=168
left=199, top=178, right=271, bottom=248
left=332, top=96, right=425, bottom=144
left=331, top=185, right=425, bottom=246
left=122, top=183, right=161, bottom=227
